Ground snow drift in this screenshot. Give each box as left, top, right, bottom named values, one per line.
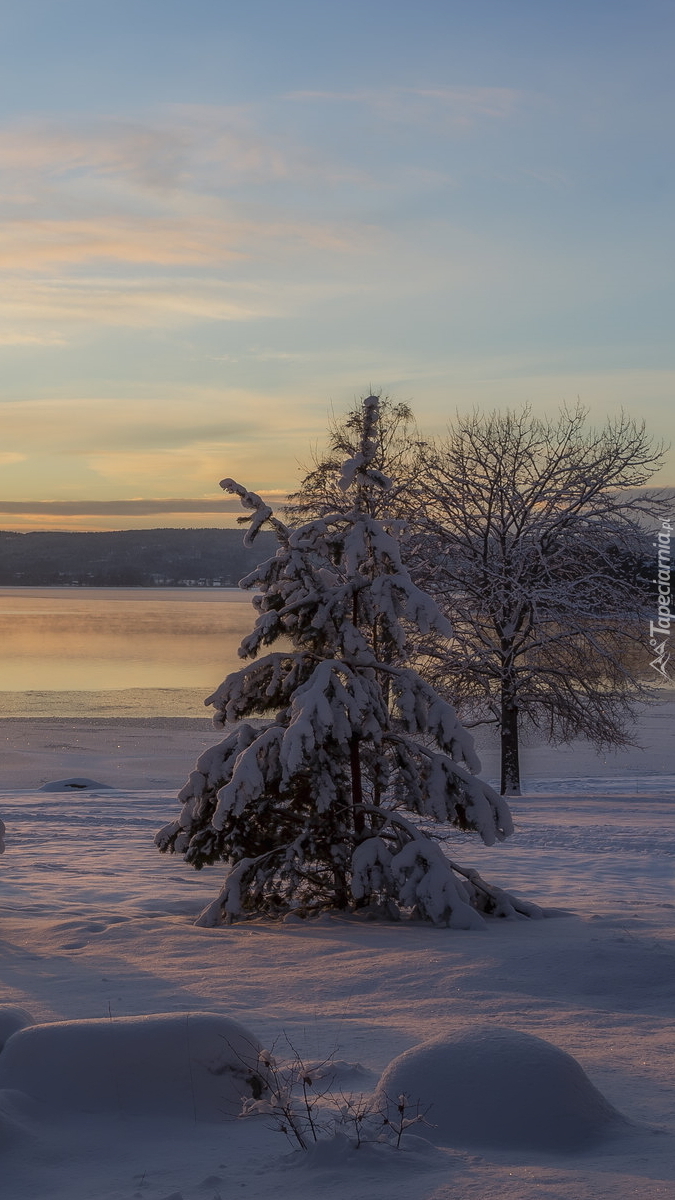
left=375, top=1028, right=629, bottom=1152
left=0, top=1006, right=34, bottom=1053
left=0, top=1088, right=38, bottom=1152
left=0, top=1012, right=268, bottom=1123
left=38, top=777, right=113, bottom=792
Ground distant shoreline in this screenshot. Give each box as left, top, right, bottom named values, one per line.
left=0, top=585, right=250, bottom=595
left=0, top=526, right=276, bottom=588
left=0, top=715, right=214, bottom=727
left=0, top=686, right=221, bottom=720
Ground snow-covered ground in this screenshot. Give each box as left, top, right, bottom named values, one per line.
left=1, top=707, right=674, bottom=1199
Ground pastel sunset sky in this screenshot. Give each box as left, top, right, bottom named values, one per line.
left=1, top=0, right=673, bottom=530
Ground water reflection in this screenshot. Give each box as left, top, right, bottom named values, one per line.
left=0, top=588, right=255, bottom=692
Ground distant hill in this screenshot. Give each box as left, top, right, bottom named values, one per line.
left=0, top=528, right=277, bottom=587
left=0, top=524, right=661, bottom=599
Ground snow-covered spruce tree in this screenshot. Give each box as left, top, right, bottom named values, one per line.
left=156, top=397, right=541, bottom=928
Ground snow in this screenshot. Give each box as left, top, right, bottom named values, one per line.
left=0, top=708, right=674, bottom=1198
left=0, top=717, right=216, bottom=791
left=39, top=776, right=113, bottom=791
left=0, top=1006, right=33, bottom=1052
left=0, top=1012, right=267, bottom=1121
left=374, top=1028, right=628, bottom=1152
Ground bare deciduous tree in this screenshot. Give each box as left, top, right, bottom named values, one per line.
left=414, top=405, right=668, bottom=794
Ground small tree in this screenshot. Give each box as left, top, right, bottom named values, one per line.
left=286, top=394, right=423, bottom=524
left=156, top=397, right=540, bottom=927
left=413, top=405, right=668, bottom=794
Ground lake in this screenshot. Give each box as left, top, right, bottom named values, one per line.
left=0, top=587, right=256, bottom=718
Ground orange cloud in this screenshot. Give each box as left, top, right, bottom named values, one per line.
left=0, top=390, right=331, bottom=474
left=0, top=218, right=246, bottom=269
left=0, top=211, right=364, bottom=271
left=0, top=105, right=382, bottom=344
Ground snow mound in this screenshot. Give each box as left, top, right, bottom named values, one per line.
left=0, top=1088, right=39, bottom=1150
left=0, top=1006, right=34, bottom=1053
left=0, top=1012, right=269, bottom=1123
left=38, top=777, right=113, bottom=791
left=375, top=1028, right=629, bottom=1153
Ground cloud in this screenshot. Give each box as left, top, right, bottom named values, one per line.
left=0, top=122, right=184, bottom=183
left=83, top=448, right=251, bottom=489
left=0, top=209, right=364, bottom=270
left=0, top=109, right=292, bottom=192
left=0, top=452, right=26, bottom=465
left=0, top=277, right=283, bottom=334
left=0, top=95, right=566, bottom=361
left=0, top=103, right=363, bottom=207
left=0, top=217, right=245, bottom=269
left=0, top=390, right=332, bottom=468
left=0, top=112, right=377, bottom=336
left=0, top=395, right=256, bottom=455
left=0, top=105, right=376, bottom=346
left=0, top=103, right=406, bottom=342
left=0, top=495, right=285, bottom=516
left=0, top=330, right=67, bottom=346
left=0, top=383, right=336, bottom=513
left=0, top=255, right=380, bottom=338
left=285, top=85, right=523, bottom=127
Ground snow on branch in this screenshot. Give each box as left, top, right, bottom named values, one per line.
left=338, top=396, right=393, bottom=494
left=220, top=478, right=289, bottom=547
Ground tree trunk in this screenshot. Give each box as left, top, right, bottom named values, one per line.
left=500, top=691, right=521, bottom=796
left=350, top=734, right=365, bottom=834
left=350, top=585, right=366, bottom=833
left=331, top=861, right=350, bottom=911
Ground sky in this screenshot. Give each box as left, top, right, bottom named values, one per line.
left=1, top=0, right=674, bottom=531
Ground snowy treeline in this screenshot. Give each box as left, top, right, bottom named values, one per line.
left=157, top=397, right=539, bottom=926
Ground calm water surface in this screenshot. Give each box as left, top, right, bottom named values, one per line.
left=0, top=588, right=255, bottom=716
